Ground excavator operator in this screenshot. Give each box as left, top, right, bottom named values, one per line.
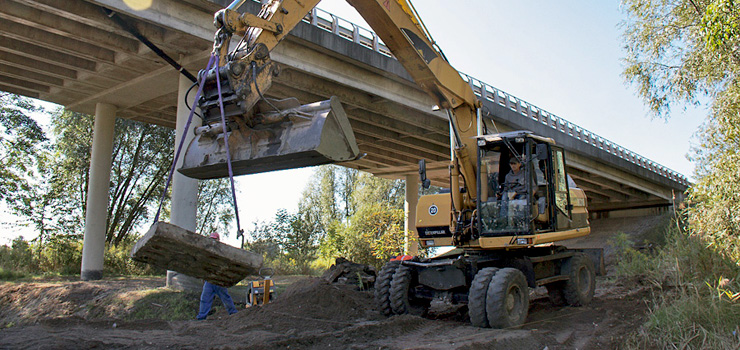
left=504, top=157, right=527, bottom=199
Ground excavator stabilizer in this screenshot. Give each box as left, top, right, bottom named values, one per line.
left=179, top=96, right=359, bottom=179
left=131, top=222, right=263, bottom=287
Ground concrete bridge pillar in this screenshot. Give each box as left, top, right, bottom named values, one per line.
left=80, top=102, right=117, bottom=281
left=404, top=174, right=419, bottom=255
left=166, top=73, right=203, bottom=291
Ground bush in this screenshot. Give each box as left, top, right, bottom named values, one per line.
left=0, top=235, right=165, bottom=277
left=37, top=235, right=82, bottom=275
left=618, top=213, right=740, bottom=349
left=320, top=203, right=405, bottom=269
left=104, top=237, right=162, bottom=276
left=0, top=266, right=27, bottom=280
left=0, top=236, right=38, bottom=275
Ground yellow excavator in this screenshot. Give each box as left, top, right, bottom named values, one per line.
left=181, top=0, right=603, bottom=328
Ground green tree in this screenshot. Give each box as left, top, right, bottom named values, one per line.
left=0, top=93, right=67, bottom=242
left=196, top=178, right=236, bottom=236
left=327, top=203, right=405, bottom=267
left=247, top=208, right=321, bottom=274
left=621, top=0, right=740, bottom=259
left=49, top=112, right=175, bottom=245
left=303, top=166, right=407, bottom=266
left=6, top=107, right=235, bottom=245
left=0, top=93, right=46, bottom=203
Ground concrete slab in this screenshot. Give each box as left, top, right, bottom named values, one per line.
left=131, top=222, right=263, bottom=287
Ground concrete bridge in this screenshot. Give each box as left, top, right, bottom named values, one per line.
left=0, top=0, right=688, bottom=279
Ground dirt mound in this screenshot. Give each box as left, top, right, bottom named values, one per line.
left=0, top=278, right=162, bottom=327
left=0, top=282, right=106, bottom=326
left=218, top=277, right=381, bottom=335
left=271, top=277, right=377, bottom=320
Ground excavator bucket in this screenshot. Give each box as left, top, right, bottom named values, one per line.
left=179, top=96, right=359, bottom=179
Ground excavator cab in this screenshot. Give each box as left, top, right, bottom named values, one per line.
left=476, top=131, right=589, bottom=237
left=478, top=142, right=530, bottom=234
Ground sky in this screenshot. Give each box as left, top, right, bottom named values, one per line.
left=0, top=1, right=706, bottom=246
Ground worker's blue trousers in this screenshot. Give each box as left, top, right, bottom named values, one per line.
left=196, top=281, right=238, bottom=320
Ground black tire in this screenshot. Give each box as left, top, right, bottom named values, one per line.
left=546, top=282, right=567, bottom=306
left=374, top=261, right=400, bottom=316
left=485, top=268, right=529, bottom=328
left=389, top=265, right=425, bottom=315
left=468, top=267, right=499, bottom=328
left=562, top=253, right=595, bottom=306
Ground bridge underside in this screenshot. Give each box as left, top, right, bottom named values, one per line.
left=0, top=0, right=686, bottom=213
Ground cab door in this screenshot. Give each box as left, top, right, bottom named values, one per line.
left=551, top=146, right=571, bottom=230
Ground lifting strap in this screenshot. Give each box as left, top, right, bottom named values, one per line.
left=154, top=54, right=216, bottom=224
left=214, top=56, right=244, bottom=239
left=153, top=54, right=244, bottom=241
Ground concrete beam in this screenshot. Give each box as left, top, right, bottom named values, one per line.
left=567, top=152, right=673, bottom=200
left=274, top=69, right=448, bottom=140
left=0, top=36, right=98, bottom=72
left=588, top=199, right=671, bottom=212
left=0, top=74, right=49, bottom=93
left=568, top=167, right=650, bottom=200
left=0, top=17, right=115, bottom=63
left=272, top=39, right=440, bottom=118
left=0, top=50, right=77, bottom=79
left=267, top=79, right=451, bottom=155
left=0, top=82, right=39, bottom=98
left=0, top=0, right=140, bottom=54
left=0, top=63, right=64, bottom=87
left=89, top=0, right=214, bottom=41
left=67, top=49, right=210, bottom=114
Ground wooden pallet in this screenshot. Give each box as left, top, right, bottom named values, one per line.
left=131, top=222, right=263, bottom=287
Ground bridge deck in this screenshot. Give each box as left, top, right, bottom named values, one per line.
left=0, top=0, right=687, bottom=212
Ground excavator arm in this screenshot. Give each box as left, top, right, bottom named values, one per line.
left=186, top=0, right=482, bottom=232
left=346, top=0, right=481, bottom=214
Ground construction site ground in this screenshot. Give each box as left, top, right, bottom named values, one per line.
left=0, top=214, right=668, bottom=350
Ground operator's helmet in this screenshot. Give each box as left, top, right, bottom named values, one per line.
left=209, top=232, right=220, bottom=241
left=509, top=157, right=521, bottom=165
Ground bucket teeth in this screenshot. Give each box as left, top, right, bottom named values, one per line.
left=179, top=96, right=358, bottom=179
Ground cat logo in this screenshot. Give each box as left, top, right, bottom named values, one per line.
left=428, top=204, right=438, bottom=216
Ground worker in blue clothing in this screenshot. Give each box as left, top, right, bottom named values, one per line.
left=196, top=232, right=239, bottom=320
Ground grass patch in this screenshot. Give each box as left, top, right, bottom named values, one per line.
left=615, top=216, right=740, bottom=349
left=124, top=289, right=200, bottom=321
left=628, top=286, right=740, bottom=349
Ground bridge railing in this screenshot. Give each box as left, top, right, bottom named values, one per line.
left=303, top=6, right=689, bottom=186
left=459, top=73, right=690, bottom=186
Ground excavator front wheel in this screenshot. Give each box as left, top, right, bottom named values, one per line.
left=485, top=268, right=529, bottom=328
left=468, top=267, right=499, bottom=327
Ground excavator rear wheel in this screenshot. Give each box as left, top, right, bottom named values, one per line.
left=389, top=265, right=426, bottom=316
left=485, top=268, right=529, bottom=328
left=468, top=267, right=499, bottom=328
left=562, top=253, right=595, bottom=306
left=375, top=261, right=400, bottom=316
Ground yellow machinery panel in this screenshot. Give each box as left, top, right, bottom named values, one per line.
left=416, top=194, right=453, bottom=248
